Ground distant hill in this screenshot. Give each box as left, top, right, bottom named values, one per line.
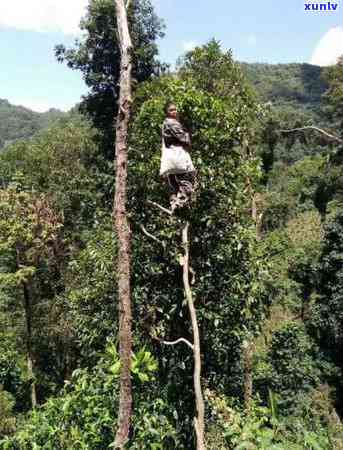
left=240, top=63, right=328, bottom=120
left=0, top=64, right=328, bottom=150
left=0, top=99, right=66, bottom=150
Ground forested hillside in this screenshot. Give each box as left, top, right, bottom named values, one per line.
left=241, top=62, right=327, bottom=111
left=0, top=1, right=343, bottom=449
left=0, top=63, right=328, bottom=152
left=0, top=99, right=65, bottom=150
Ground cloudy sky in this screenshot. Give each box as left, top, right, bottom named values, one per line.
left=0, top=0, right=342, bottom=112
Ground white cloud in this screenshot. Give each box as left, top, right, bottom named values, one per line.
left=0, top=0, right=88, bottom=35
left=310, top=26, right=343, bottom=66
left=182, top=40, right=197, bottom=52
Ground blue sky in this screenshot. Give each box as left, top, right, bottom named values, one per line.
left=0, top=0, right=342, bottom=112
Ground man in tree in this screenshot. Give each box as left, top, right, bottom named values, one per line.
left=160, top=103, right=197, bottom=211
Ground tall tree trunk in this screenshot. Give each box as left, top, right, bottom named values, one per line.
left=243, top=193, right=263, bottom=410
left=113, top=0, right=133, bottom=448
left=182, top=222, right=206, bottom=450
left=23, top=282, right=37, bottom=409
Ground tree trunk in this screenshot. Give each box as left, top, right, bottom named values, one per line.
left=113, top=0, right=133, bottom=448
left=243, top=340, right=253, bottom=411
left=182, top=222, right=206, bottom=450
left=23, top=282, right=37, bottom=409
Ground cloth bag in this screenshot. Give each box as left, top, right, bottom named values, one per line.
left=159, top=139, right=195, bottom=176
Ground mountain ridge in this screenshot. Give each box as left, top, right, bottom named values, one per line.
left=0, top=98, right=66, bottom=150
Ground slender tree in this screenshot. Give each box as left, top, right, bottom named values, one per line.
left=181, top=222, right=206, bottom=449
left=113, top=0, right=133, bottom=447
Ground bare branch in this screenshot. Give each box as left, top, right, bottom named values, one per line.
left=153, top=335, right=194, bottom=351
left=147, top=200, right=173, bottom=216
left=140, top=224, right=165, bottom=247
left=182, top=222, right=206, bottom=449
left=279, top=126, right=343, bottom=144
left=125, top=0, right=131, bottom=8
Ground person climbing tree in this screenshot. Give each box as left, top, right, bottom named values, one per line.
left=160, top=103, right=197, bottom=211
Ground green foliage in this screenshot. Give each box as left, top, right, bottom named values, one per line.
left=259, top=209, right=322, bottom=319
left=310, top=212, right=343, bottom=366
left=1, top=346, right=179, bottom=450
left=0, top=186, right=63, bottom=298
left=266, top=152, right=343, bottom=222
left=0, top=116, right=104, bottom=232
left=178, top=40, right=258, bottom=126
left=131, top=347, right=158, bottom=383
left=65, top=222, right=117, bottom=361
left=0, top=388, right=16, bottom=438
left=207, top=390, right=332, bottom=449
left=0, top=351, right=26, bottom=411
left=3, top=360, right=119, bottom=449
left=261, top=323, right=322, bottom=409
left=322, top=56, right=343, bottom=129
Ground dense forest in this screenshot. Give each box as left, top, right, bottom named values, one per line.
left=0, top=0, right=343, bottom=449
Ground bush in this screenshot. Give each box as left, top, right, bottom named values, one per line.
left=1, top=346, right=179, bottom=450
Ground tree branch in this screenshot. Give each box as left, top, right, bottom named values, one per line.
left=279, top=126, right=343, bottom=144
left=125, top=0, right=131, bottom=9
left=147, top=200, right=173, bottom=216
left=154, top=335, right=194, bottom=351
left=190, top=266, right=196, bottom=285
left=140, top=224, right=165, bottom=247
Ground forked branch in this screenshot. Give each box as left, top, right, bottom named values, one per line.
left=147, top=200, right=173, bottom=216
left=153, top=335, right=194, bottom=351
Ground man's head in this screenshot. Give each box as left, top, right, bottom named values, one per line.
left=165, top=103, right=178, bottom=119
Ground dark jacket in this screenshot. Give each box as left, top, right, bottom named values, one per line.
left=162, top=118, right=191, bottom=148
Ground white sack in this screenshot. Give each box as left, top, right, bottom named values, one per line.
left=159, top=142, right=195, bottom=176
